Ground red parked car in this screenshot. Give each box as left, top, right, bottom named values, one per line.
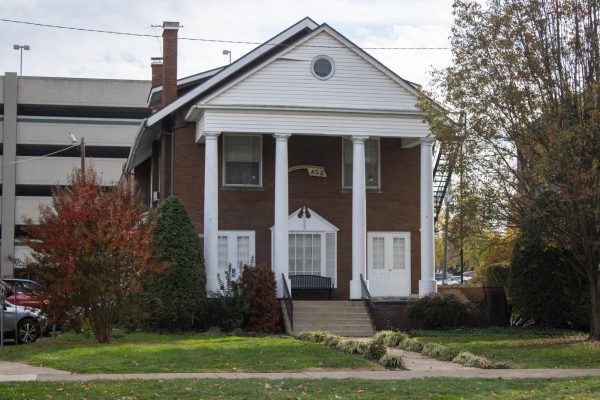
left=0, top=278, right=44, bottom=309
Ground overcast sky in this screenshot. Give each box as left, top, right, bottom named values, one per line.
left=0, top=0, right=454, bottom=89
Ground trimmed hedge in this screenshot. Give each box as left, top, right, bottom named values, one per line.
left=407, top=291, right=478, bottom=329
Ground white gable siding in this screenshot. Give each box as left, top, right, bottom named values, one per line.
left=206, top=32, right=418, bottom=111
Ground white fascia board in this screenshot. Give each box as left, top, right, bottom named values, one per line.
left=192, top=104, right=426, bottom=117
left=125, top=119, right=149, bottom=171
left=149, top=17, right=319, bottom=127
left=188, top=104, right=427, bottom=123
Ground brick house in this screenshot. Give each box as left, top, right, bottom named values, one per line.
left=125, top=18, right=438, bottom=310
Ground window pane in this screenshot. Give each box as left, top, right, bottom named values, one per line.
left=288, top=233, right=322, bottom=276
left=312, top=235, right=321, bottom=274
left=365, top=139, right=379, bottom=187
left=218, top=236, right=228, bottom=271
left=393, top=238, right=406, bottom=269
left=237, top=236, right=250, bottom=268
left=224, top=135, right=261, bottom=185
left=373, top=237, right=385, bottom=269
left=343, top=138, right=379, bottom=189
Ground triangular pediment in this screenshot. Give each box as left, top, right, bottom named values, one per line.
left=270, top=207, right=339, bottom=232
left=203, top=27, right=420, bottom=111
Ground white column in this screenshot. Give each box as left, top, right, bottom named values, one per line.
left=273, top=133, right=291, bottom=298
left=350, top=135, right=368, bottom=299
left=419, top=138, right=437, bottom=296
left=204, top=131, right=220, bottom=293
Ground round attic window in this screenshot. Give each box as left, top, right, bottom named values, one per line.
left=311, top=55, right=335, bottom=80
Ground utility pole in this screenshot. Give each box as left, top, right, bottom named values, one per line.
left=80, top=137, right=86, bottom=178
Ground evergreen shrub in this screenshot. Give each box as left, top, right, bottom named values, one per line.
left=509, top=232, right=589, bottom=329
left=142, top=196, right=206, bottom=330
left=407, top=291, right=478, bottom=329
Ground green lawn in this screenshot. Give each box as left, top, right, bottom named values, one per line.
left=2, top=378, right=600, bottom=399
left=0, top=333, right=379, bottom=373
left=412, top=327, right=600, bottom=368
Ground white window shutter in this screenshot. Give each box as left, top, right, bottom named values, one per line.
left=325, top=233, right=336, bottom=286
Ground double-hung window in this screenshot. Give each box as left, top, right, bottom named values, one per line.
left=342, top=137, right=380, bottom=189
left=217, top=230, right=255, bottom=278
left=223, top=134, right=262, bottom=187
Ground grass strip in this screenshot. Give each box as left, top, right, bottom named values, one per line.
left=411, top=327, right=600, bottom=368
left=0, top=332, right=377, bottom=373
left=2, top=377, right=600, bottom=399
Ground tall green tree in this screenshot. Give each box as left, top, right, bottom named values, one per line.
left=142, top=196, right=206, bottom=329
left=424, top=0, right=600, bottom=339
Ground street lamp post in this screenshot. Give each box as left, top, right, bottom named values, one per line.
left=13, top=45, right=30, bottom=76
left=222, top=49, right=232, bottom=64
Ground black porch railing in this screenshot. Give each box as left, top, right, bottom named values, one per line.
left=360, top=274, right=376, bottom=331
left=282, top=274, right=293, bottom=330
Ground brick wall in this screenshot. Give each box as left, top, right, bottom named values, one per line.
left=372, top=301, right=411, bottom=331
left=170, top=120, right=422, bottom=299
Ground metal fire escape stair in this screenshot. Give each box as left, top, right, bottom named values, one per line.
left=433, top=142, right=453, bottom=222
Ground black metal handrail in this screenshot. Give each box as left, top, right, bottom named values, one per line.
left=281, top=274, right=293, bottom=330
left=360, top=274, right=376, bottom=331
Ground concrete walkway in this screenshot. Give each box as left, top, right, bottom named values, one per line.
left=2, top=360, right=600, bottom=382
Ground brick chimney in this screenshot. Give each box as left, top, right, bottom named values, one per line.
left=151, top=57, right=163, bottom=87
left=161, top=21, right=180, bottom=106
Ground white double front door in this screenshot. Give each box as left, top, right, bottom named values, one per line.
left=367, top=232, right=411, bottom=297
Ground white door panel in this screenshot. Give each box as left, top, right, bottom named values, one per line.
left=367, top=232, right=411, bottom=297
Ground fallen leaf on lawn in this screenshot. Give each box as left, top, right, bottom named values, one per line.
left=264, top=383, right=271, bottom=389
left=56, top=388, right=64, bottom=392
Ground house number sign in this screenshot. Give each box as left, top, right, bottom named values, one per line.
left=288, top=165, right=327, bottom=178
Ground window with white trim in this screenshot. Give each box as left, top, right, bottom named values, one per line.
left=217, top=230, right=255, bottom=279
left=287, top=232, right=337, bottom=286
left=272, top=208, right=338, bottom=287
left=223, top=134, right=262, bottom=186
left=289, top=233, right=321, bottom=276
left=343, top=138, right=380, bottom=189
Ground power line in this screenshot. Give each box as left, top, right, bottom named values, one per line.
left=0, top=18, right=450, bottom=50
left=9, top=143, right=80, bottom=165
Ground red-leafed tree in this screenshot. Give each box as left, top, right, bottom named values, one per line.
left=20, top=168, right=158, bottom=343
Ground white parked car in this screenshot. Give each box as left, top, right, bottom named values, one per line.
left=1, top=300, right=47, bottom=344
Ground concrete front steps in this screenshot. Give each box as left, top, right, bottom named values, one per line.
left=292, top=300, right=375, bottom=337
